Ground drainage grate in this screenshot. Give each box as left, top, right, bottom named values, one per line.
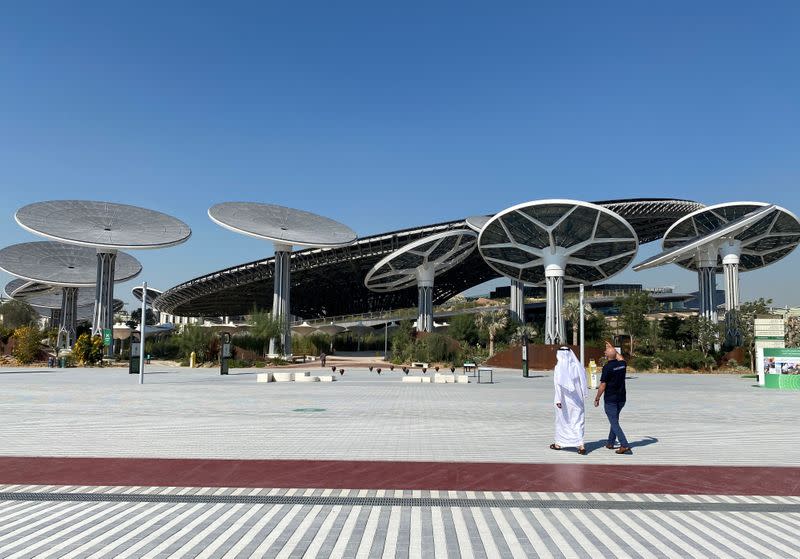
left=292, top=408, right=327, bottom=412
left=0, top=492, right=795, bottom=513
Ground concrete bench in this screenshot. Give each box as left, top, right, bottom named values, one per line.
left=292, top=371, right=310, bottom=380
left=411, top=362, right=429, bottom=369
left=256, top=372, right=273, bottom=383
left=434, top=373, right=455, bottom=384
left=294, top=375, right=319, bottom=382
left=317, top=375, right=335, bottom=382
left=272, top=372, right=294, bottom=382
left=455, top=375, right=469, bottom=383
left=402, top=376, right=422, bottom=383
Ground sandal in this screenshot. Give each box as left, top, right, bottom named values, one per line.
left=549, top=443, right=562, bottom=450
left=578, top=447, right=586, bottom=455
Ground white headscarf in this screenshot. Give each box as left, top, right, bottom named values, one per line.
left=554, top=348, right=588, bottom=398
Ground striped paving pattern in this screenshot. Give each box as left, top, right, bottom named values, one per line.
left=0, top=485, right=798, bottom=558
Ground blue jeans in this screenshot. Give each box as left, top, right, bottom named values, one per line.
left=604, top=401, right=629, bottom=447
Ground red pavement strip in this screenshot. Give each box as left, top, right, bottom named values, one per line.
left=1, top=457, right=799, bottom=496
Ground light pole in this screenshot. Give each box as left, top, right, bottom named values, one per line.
left=139, top=281, right=146, bottom=385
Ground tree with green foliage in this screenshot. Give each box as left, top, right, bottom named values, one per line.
left=176, top=325, right=215, bottom=362
left=614, top=291, right=657, bottom=356
left=127, top=308, right=158, bottom=329
left=729, top=298, right=773, bottom=371
left=12, top=325, right=42, bottom=364
left=248, top=309, right=282, bottom=357
left=447, top=313, right=481, bottom=345
left=0, top=300, right=39, bottom=330
left=475, top=310, right=508, bottom=357
left=388, top=320, right=414, bottom=362
left=562, top=298, right=594, bottom=346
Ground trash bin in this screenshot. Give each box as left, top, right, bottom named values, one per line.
left=59, top=357, right=66, bottom=368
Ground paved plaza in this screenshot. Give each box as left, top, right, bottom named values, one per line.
left=0, top=366, right=798, bottom=466
left=1, top=366, right=799, bottom=557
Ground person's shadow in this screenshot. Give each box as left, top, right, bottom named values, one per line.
left=583, top=436, right=658, bottom=453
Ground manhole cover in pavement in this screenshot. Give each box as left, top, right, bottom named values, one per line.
left=292, top=408, right=327, bottom=413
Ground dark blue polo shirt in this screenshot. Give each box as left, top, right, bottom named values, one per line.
left=600, top=359, right=627, bottom=403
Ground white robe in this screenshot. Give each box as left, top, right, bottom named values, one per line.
left=553, top=348, right=588, bottom=447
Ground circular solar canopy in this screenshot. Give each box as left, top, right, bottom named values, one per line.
left=15, top=200, right=191, bottom=250
left=132, top=286, right=162, bottom=306
left=662, top=202, right=800, bottom=272
left=365, top=230, right=478, bottom=292
left=0, top=241, right=142, bottom=287
left=464, top=215, right=491, bottom=233
left=208, top=202, right=357, bottom=248
left=478, top=199, right=639, bottom=285
left=4, top=279, right=94, bottom=309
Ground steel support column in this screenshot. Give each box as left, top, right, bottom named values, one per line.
left=269, top=244, right=292, bottom=357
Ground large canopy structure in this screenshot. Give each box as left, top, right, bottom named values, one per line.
left=478, top=200, right=639, bottom=344
left=15, top=200, right=190, bottom=355
left=364, top=230, right=477, bottom=332
left=155, top=199, right=701, bottom=321
left=208, top=202, right=357, bottom=356
left=634, top=202, right=800, bottom=338
left=0, top=241, right=141, bottom=348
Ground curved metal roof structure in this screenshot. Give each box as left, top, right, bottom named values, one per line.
left=0, top=242, right=142, bottom=287
left=464, top=215, right=491, bottom=233
left=15, top=200, right=192, bottom=250
left=208, top=202, right=357, bottom=248
left=156, top=199, right=701, bottom=319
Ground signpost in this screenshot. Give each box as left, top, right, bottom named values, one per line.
left=521, top=332, right=529, bottom=377
left=129, top=331, right=140, bottom=375
left=220, top=331, right=232, bottom=375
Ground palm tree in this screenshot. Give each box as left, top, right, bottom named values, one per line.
left=562, top=298, right=593, bottom=346
left=475, top=310, right=509, bottom=357
left=249, top=309, right=282, bottom=357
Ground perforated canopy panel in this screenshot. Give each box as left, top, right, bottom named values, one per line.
left=15, top=200, right=191, bottom=250
left=662, top=202, right=800, bottom=272
left=208, top=202, right=357, bottom=248
left=478, top=200, right=639, bottom=286
left=4, top=279, right=94, bottom=309
left=0, top=242, right=141, bottom=287
left=364, top=230, right=477, bottom=292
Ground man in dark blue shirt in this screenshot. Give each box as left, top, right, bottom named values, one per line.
left=594, top=342, right=631, bottom=454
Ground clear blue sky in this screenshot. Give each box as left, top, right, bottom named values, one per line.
left=2, top=1, right=799, bottom=309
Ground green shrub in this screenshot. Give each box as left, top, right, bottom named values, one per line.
left=12, top=325, right=42, bottom=364
left=629, top=356, right=654, bottom=371
left=72, top=333, right=104, bottom=366
left=145, top=336, right=181, bottom=360
left=654, top=349, right=710, bottom=370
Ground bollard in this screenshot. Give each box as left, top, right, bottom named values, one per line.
left=190, top=351, right=196, bottom=368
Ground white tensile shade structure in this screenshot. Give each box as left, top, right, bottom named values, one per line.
left=634, top=202, right=800, bottom=334
left=208, top=202, right=357, bottom=356
left=478, top=200, right=639, bottom=345
left=0, top=241, right=141, bottom=348
left=15, top=201, right=191, bottom=355
left=466, top=214, right=526, bottom=323
left=291, top=321, right=318, bottom=336
left=364, top=229, right=478, bottom=333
